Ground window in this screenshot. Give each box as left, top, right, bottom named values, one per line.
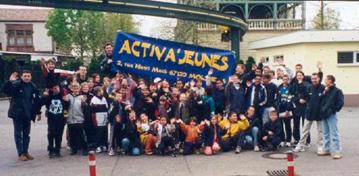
left=274, top=55, right=284, bottom=64
left=7, top=29, right=33, bottom=47
left=337, top=51, right=359, bottom=65
left=6, top=24, right=33, bottom=50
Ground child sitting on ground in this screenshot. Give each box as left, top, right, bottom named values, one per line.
left=219, top=112, right=249, bottom=154
left=202, top=115, right=222, bottom=156
left=137, top=113, right=157, bottom=155
left=177, top=118, right=205, bottom=155
left=260, top=110, right=282, bottom=151
left=153, top=116, right=177, bottom=157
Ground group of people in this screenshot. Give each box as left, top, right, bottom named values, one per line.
left=3, top=43, right=344, bottom=162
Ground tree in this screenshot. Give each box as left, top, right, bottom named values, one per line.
left=46, top=10, right=138, bottom=60
left=173, top=0, right=216, bottom=44
left=312, top=1, right=341, bottom=30
left=104, top=13, right=139, bottom=41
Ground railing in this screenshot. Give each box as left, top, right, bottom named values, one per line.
left=247, top=19, right=304, bottom=30
left=197, top=19, right=304, bottom=31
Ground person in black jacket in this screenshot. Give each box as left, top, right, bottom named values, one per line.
left=40, top=84, right=68, bottom=158
left=3, top=71, right=41, bottom=161
left=293, top=73, right=325, bottom=153
left=202, top=116, right=222, bottom=155
left=99, top=42, right=114, bottom=77
left=259, top=110, right=282, bottom=151
left=277, top=74, right=294, bottom=147
left=289, top=71, right=309, bottom=144
left=319, top=75, right=344, bottom=159
left=119, top=110, right=141, bottom=156
left=262, top=74, right=278, bottom=125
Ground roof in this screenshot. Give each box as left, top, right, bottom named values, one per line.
left=0, top=8, right=50, bottom=22
left=249, top=30, right=359, bottom=50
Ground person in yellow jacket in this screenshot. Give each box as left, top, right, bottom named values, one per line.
left=219, top=112, right=249, bottom=154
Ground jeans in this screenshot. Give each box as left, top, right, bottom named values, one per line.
left=297, top=119, right=323, bottom=151
left=238, top=127, right=259, bottom=148
left=183, top=141, right=202, bottom=155
left=13, top=117, right=31, bottom=156
left=322, top=114, right=342, bottom=154
left=121, top=138, right=140, bottom=156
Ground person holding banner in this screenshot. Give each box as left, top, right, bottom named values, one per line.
left=100, top=42, right=114, bottom=77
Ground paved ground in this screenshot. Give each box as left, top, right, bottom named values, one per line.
left=0, top=100, right=358, bottom=176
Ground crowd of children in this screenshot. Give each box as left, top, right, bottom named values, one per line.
left=33, top=45, right=344, bottom=160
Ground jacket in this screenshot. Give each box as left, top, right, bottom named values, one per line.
left=179, top=123, right=204, bottom=143
left=202, top=124, right=222, bottom=146
left=219, top=118, right=249, bottom=141
left=99, top=54, right=113, bottom=75
left=246, top=84, right=267, bottom=108
left=264, top=82, right=278, bottom=108
left=319, top=85, right=344, bottom=119
left=305, top=84, right=325, bottom=121
left=225, top=83, right=247, bottom=114
left=261, top=119, right=282, bottom=139
left=289, top=81, right=308, bottom=116
left=3, top=80, right=41, bottom=121
left=67, top=94, right=85, bottom=124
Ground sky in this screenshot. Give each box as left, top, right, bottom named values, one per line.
left=1, top=1, right=359, bottom=37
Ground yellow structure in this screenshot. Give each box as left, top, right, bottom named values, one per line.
left=249, top=30, right=359, bottom=106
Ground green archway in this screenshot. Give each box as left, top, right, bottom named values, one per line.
left=0, top=0, right=247, bottom=60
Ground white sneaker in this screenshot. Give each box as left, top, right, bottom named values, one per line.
left=102, top=146, right=108, bottom=152
left=95, top=147, right=102, bottom=153
left=279, top=142, right=285, bottom=147
left=293, top=147, right=305, bottom=153
left=108, top=149, right=115, bottom=156
left=285, top=142, right=291, bottom=147
left=305, top=143, right=311, bottom=148
left=254, top=146, right=260, bottom=152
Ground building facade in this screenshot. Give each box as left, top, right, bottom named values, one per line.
left=249, top=30, right=359, bottom=106
left=0, top=8, right=54, bottom=53
left=183, top=0, right=306, bottom=61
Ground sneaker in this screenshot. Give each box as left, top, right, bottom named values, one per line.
left=285, top=142, right=291, bottom=147
left=102, top=146, right=108, bottom=152
left=254, top=146, right=260, bottom=152
left=332, top=153, right=342, bottom=160
left=279, top=142, right=285, bottom=147
left=293, top=147, right=305, bottom=153
left=95, top=147, right=102, bottom=153
left=317, top=151, right=331, bottom=156
left=304, top=143, right=311, bottom=148
left=18, top=154, right=28, bottom=161
left=235, top=146, right=242, bottom=154
left=108, top=149, right=115, bottom=156
left=24, top=153, right=34, bottom=160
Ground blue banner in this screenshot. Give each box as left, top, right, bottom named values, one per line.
left=112, top=32, right=235, bottom=82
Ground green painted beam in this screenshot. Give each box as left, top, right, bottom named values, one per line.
left=0, top=0, right=247, bottom=33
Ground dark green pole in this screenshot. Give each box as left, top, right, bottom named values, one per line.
left=230, top=27, right=240, bottom=62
